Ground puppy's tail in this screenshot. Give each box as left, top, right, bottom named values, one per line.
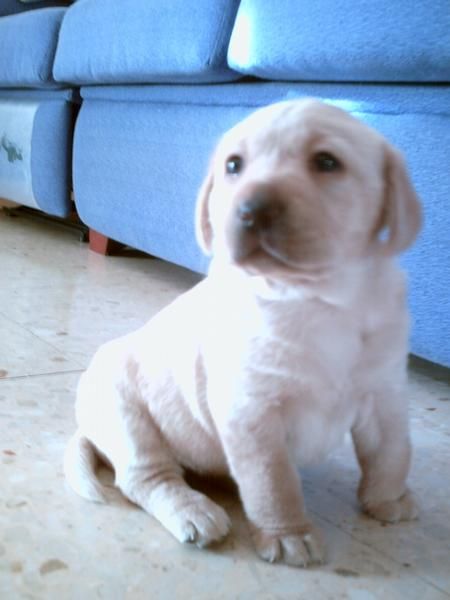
left=64, top=430, right=107, bottom=503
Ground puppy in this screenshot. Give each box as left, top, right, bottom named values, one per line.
left=65, top=99, right=421, bottom=568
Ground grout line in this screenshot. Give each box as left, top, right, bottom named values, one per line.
left=0, top=311, right=86, bottom=370
left=0, top=369, right=83, bottom=382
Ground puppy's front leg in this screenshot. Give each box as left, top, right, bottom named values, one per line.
left=217, top=405, right=325, bottom=567
left=352, top=388, right=419, bottom=523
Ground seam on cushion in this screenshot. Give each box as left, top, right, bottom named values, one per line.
left=207, top=0, right=240, bottom=69
left=40, top=14, right=65, bottom=83
left=81, top=97, right=267, bottom=108
left=78, top=97, right=450, bottom=117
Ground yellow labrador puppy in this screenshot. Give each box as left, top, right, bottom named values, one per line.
left=65, top=99, right=421, bottom=567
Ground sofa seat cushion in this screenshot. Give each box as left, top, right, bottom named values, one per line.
left=0, top=7, right=66, bottom=87
left=54, top=0, right=241, bottom=85
left=228, top=0, right=450, bottom=82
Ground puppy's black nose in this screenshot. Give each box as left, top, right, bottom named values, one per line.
left=237, top=191, right=283, bottom=231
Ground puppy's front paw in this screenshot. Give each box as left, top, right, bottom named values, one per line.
left=362, top=489, right=419, bottom=523
left=162, top=494, right=231, bottom=548
left=253, top=523, right=325, bottom=568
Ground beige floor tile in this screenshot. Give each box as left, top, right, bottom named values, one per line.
left=0, top=314, right=82, bottom=378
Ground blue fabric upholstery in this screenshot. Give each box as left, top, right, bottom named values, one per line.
left=73, top=96, right=224, bottom=273
left=54, top=0, right=241, bottom=85
left=73, top=83, right=450, bottom=366
left=0, top=8, right=66, bottom=87
left=228, top=0, right=450, bottom=82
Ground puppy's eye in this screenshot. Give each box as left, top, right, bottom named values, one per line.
left=226, top=155, right=244, bottom=175
left=313, top=152, right=342, bottom=173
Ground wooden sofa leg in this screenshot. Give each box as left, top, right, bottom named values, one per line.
left=89, top=229, right=124, bottom=255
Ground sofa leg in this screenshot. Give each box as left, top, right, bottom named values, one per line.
left=89, top=229, right=124, bottom=255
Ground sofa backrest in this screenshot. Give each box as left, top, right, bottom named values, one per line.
left=228, top=0, right=450, bottom=82
left=53, top=0, right=242, bottom=85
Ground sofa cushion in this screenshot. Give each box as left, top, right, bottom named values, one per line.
left=0, top=8, right=66, bottom=87
left=228, top=0, right=450, bottom=82
left=54, top=0, right=241, bottom=85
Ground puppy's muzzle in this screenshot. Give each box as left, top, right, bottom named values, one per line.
left=229, top=188, right=284, bottom=262
left=238, top=190, right=283, bottom=231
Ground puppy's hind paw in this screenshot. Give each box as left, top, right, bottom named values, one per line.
left=253, top=523, right=325, bottom=568
left=363, top=489, right=419, bottom=524
left=158, top=492, right=231, bottom=549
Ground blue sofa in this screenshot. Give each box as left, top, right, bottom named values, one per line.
left=0, top=0, right=74, bottom=216
left=1, top=0, right=449, bottom=368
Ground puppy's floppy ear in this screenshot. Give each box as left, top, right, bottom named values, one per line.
left=376, top=144, right=422, bottom=255
left=195, top=161, right=214, bottom=255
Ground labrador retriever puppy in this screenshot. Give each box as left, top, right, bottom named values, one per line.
left=64, top=99, right=421, bottom=567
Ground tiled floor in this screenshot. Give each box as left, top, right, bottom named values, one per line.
left=0, top=211, right=449, bottom=600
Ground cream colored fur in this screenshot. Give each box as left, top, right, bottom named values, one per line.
left=64, top=99, right=421, bottom=567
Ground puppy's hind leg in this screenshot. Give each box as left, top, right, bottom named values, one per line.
left=110, top=403, right=231, bottom=548
left=64, top=429, right=107, bottom=503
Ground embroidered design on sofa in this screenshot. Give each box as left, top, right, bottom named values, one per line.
left=1, top=135, right=23, bottom=163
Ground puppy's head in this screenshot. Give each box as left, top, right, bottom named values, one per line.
left=196, top=99, right=421, bottom=280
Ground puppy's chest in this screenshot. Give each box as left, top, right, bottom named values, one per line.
left=248, top=303, right=362, bottom=463
left=250, top=301, right=360, bottom=388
